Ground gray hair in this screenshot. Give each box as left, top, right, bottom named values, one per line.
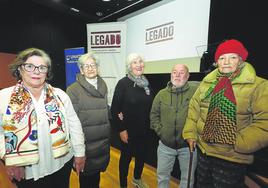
left=77, top=51, right=100, bottom=69
left=126, top=53, right=144, bottom=73
left=171, top=64, right=189, bottom=73
left=9, top=48, right=53, bottom=81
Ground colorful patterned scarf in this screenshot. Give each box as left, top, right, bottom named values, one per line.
left=202, top=70, right=241, bottom=145
left=2, top=81, right=69, bottom=166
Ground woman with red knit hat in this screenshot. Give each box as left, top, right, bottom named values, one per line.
left=183, top=39, right=268, bottom=188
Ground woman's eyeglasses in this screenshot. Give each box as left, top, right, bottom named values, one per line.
left=82, top=64, right=97, bottom=70
left=21, top=63, right=48, bottom=73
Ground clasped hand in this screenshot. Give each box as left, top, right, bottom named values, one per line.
left=6, top=165, right=25, bottom=182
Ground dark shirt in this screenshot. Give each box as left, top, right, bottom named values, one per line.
left=111, top=76, right=153, bottom=138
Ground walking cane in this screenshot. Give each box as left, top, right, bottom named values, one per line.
left=186, top=149, right=194, bottom=188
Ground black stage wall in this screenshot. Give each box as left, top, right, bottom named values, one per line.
left=0, top=1, right=88, bottom=90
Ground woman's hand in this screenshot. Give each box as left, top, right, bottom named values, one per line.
left=186, top=139, right=196, bottom=152
left=119, top=130, right=128, bottom=143
left=73, top=156, right=86, bottom=175
left=118, top=112, right=124, bottom=121
left=5, top=165, right=25, bottom=182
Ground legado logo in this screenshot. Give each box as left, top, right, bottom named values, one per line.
left=145, top=22, right=174, bottom=45
left=91, top=31, right=121, bottom=48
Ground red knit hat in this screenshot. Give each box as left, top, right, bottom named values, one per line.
left=214, top=39, right=248, bottom=62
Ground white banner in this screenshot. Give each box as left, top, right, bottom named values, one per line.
left=119, top=0, right=211, bottom=73
left=87, top=22, right=127, bottom=105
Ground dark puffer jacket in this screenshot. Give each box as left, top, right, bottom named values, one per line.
left=67, top=74, right=110, bottom=175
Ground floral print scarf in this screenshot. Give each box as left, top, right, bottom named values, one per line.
left=2, top=81, right=69, bottom=166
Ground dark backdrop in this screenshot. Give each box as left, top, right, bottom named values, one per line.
left=0, top=1, right=87, bottom=90
left=0, top=0, right=267, bottom=179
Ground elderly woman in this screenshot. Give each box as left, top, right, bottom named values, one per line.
left=66, top=51, right=110, bottom=188
left=183, top=39, right=268, bottom=188
left=0, top=48, right=85, bottom=188
left=111, top=53, right=153, bottom=188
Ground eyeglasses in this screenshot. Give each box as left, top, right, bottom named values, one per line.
left=21, top=63, right=49, bottom=73
left=82, top=64, right=97, bottom=70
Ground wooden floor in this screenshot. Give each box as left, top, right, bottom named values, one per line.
left=70, top=147, right=180, bottom=188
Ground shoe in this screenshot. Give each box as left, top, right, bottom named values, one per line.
left=132, top=178, right=149, bottom=188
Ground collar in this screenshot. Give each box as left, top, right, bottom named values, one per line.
left=167, top=81, right=190, bottom=93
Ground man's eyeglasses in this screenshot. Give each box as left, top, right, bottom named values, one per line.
left=82, top=64, right=97, bottom=70
left=21, top=63, right=48, bottom=73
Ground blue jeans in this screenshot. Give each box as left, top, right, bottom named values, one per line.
left=157, top=141, right=197, bottom=188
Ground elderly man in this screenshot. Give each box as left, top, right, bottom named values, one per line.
left=183, top=39, right=268, bottom=188
left=150, top=64, right=199, bottom=188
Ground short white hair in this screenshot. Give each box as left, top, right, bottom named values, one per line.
left=126, top=53, right=144, bottom=72
left=77, top=51, right=99, bottom=68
